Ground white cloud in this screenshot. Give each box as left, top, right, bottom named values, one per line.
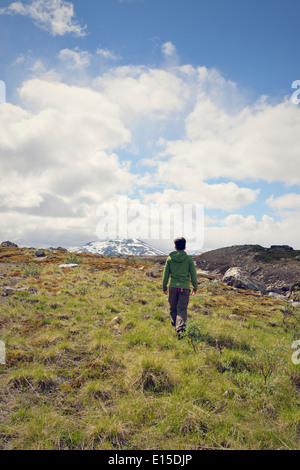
left=201, top=212, right=299, bottom=252
left=17, top=78, right=131, bottom=148
left=143, top=182, right=259, bottom=212
left=95, top=66, right=188, bottom=121
left=154, top=87, right=300, bottom=185
left=96, top=47, right=119, bottom=61
left=0, top=78, right=136, bottom=245
left=161, top=41, right=177, bottom=57
left=1, top=188, right=43, bottom=209
left=1, top=58, right=300, bottom=249
left=267, top=193, right=300, bottom=211
left=0, top=0, right=87, bottom=36
left=58, top=48, right=92, bottom=69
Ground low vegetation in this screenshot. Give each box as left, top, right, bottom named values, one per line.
left=0, top=246, right=299, bottom=450
left=252, top=245, right=300, bottom=263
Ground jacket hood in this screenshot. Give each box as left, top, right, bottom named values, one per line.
left=169, top=250, right=188, bottom=263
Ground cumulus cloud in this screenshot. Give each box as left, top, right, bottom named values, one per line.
left=0, top=78, right=136, bottom=245
left=94, top=65, right=188, bottom=121
left=1, top=57, right=300, bottom=249
left=161, top=41, right=177, bottom=57
left=58, top=48, right=92, bottom=69
left=96, top=47, right=119, bottom=61
left=155, top=94, right=300, bottom=186
left=0, top=0, right=87, bottom=36
left=267, top=193, right=300, bottom=211
left=202, top=212, right=300, bottom=252
left=143, top=183, right=259, bottom=212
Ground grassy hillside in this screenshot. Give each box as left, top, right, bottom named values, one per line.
left=0, top=247, right=299, bottom=450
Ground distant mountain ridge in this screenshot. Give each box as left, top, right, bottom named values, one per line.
left=70, top=238, right=166, bottom=256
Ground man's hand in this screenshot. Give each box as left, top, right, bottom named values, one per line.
left=192, top=290, right=197, bottom=296
left=163, top=290, right=168, bottom=295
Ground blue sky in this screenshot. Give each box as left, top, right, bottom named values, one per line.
left=0, top=0, right=300, bottom=251
left=2, top=0, right=299, bottom=97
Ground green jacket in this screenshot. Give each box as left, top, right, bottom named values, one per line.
left=162, top=250, right=198, bottom=292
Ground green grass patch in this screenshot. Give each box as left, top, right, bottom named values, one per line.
left=0, top=253, right=299, bottom=450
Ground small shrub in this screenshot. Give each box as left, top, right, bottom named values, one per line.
left=76, top=285, right=88, bottom=296
left=281, top=303, right=300, bottom=335
left=63, top=254, right=81, bottom=264
left=124, top=255, right=137, bottom=265
left=182, top=321, right=206, bottom=353
left=22, top=265, right=42, bottom=278
left=249, top=345, right=286, bottom=387
left=203, top=280, right=223, bottom=295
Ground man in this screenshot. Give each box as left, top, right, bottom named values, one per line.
left=162, top=237, right=198, bottom=339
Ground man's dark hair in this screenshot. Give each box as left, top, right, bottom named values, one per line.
left=174, top=237, right=186, bottom=251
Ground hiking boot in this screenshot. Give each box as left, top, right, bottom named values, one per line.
left=177, top=330, right=185, bottom=340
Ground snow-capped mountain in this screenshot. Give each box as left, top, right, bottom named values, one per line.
left=70, top=239, right=166, bottom=256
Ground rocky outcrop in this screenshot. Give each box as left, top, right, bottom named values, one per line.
left=194, top=245, right=300, bottom=295
left=222, top=267, right=267, bottom=294
left=1, top=241, right=18, bottom=248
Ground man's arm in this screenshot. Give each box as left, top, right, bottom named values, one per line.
left=189, top=258, right=198, bottom=293
left=162, top=260, right=170, bottom=293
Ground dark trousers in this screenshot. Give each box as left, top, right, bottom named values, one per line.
left=168, top=287, right=190, bottom=333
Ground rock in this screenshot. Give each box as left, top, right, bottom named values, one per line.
left=2, top=286, right=32, bottom=296
left=1, top=241, right=18, bottom=248
left=56, top=247, right=68, bottom=252
left=270, top=245, right=293, bottom=251
left=110, top=316, right=122, bottom=325
left=268, top=292, right=286, bottom=300
left=146, top=268, right=160, bottom=278
left=58, top=264, right=79, bottom=268
left=222, top=267, right=267, bottom=294
left=266, top=286, right=283, bottom=294
left=2, top=287, right=15, bottom=296
left=35, top=249, right=45, bottom=257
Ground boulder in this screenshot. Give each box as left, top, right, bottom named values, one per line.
left=146, top=267, right=160, bottom=278
left=222, top=267, right=267, bottom=294
left=58, top=264, right=79, bottom=269
left=35, top=248, right=45, bottom=257
left=268, top=292, right=286, bottom=300
left=1, top=241, right=18, bottom=248
left=2, top=286, right=31, bottom=296
left=2, top=287, right=15, bottom=296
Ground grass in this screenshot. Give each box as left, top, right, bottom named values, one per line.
left=0, top=246, right=300, bottom=450
left=251, top=245, right=300, bottom=262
